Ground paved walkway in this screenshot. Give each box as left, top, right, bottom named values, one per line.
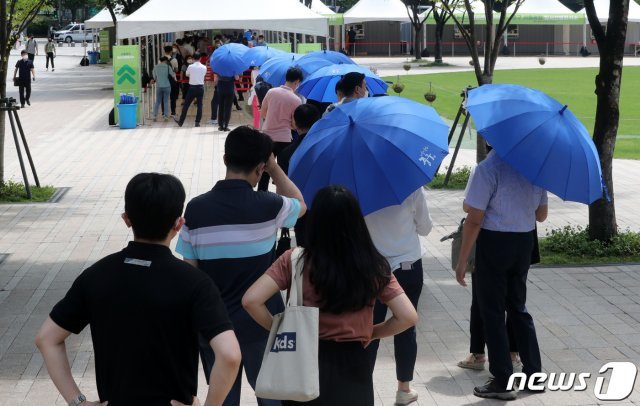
left=0, top=52, right=639, bottom=405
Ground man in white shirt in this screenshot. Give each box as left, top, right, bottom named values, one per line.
left=365, top=187, right=432, bottom=405
left=175, top=52, right=207, bottom=127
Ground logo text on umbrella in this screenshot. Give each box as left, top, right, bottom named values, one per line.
left=419, top=147, right=436, bottom=166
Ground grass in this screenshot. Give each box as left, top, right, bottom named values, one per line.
left=0, top=180, right=56, bottom=203
left=384, top=67, right=640, bottom=159
left=538, top=225, right=640, bottom=265
left=427, top=166, right=471, bottom=189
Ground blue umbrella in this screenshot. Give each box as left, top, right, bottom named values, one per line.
left=297, top=64, right=388, bottom=103
left=466, top=84, right=603, bottom=204
left=289, top=96, right=449, bottom=215
left=299, top=50, right=356, bottom=65
left=241, top=46, right=286, bottom=67
left=259, top=54, right=303, bottom=86
left=210, top=43, right=249, bottom=77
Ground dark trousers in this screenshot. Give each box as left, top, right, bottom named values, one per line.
left=28, top=53, right=35, bottom=63
left=170, top=82, right=179, bottom=115
left=210, top=88, right=219, bottom=120
left=178, top=85, right=203, bottom=125
left=46, top=52, right=54, bottom=69
left=18, top=83, right=31, bottom=106
left=258, top=141, right=290, bottom=191
left=470, top=272, right=518, bottom=354
left=284, top=340, right=373, bottom=406
left=199, top=336, right=280, bottom=406
left=367, top=259, right=423, bottom=382
left=475, top=229, right=541, bottom=389
left=218, top=92, right=234, bottom=129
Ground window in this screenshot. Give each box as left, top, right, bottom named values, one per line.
left=506, top=24, right=519, bottom=39
left=453, top=25, right=471, bottom=39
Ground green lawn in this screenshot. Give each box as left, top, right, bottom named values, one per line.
left=384, top=66, right=640, bottom=159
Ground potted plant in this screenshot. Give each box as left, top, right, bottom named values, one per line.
left=392, top=75, right=405, bottom=93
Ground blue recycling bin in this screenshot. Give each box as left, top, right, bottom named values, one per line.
left=88, top=51, right=99, bottom=64
left=117, top=103, right=137, bottom=129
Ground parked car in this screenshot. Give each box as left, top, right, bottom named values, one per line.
left=54, top=23, right=92, bottom=43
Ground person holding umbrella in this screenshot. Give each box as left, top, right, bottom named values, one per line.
left=365, top=186, right=433, bottom=405
left=454, top=148, right=548, bottom=400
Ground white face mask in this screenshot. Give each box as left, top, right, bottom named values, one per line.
left=22, top=55, right=28, bottom=60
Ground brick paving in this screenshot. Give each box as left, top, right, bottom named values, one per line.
left=0, top=50, right=639, bottom=405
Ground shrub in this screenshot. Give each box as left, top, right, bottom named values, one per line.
left=541, top=225, right=640, bottom=259
left=428, top=166, right=471, bottom=190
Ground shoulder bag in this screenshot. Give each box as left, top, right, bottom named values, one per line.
left=440, top=218, right=475, bottom=273
left=255, top=248, right=320, bottom=401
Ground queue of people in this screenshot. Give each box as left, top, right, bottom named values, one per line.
left=34, top=40, right=549, bottom=406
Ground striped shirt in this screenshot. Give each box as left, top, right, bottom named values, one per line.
left=176, top=179, right=301, bottom=342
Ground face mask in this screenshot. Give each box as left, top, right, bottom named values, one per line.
left=22, top=55, right=28, bottom=60
left=173, top=48, right=178, bottom=53
left=364, top=90, right=369, bottom=98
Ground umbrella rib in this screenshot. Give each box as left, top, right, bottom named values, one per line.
left=359, top=122, right=447, bottom=178
left=352, top=130, right=404, bottom=206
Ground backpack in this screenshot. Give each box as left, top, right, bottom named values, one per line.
left=254, top=81, right=273, bottom=106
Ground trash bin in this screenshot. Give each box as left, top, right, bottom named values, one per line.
left=117, top=103, right=137, bottom=129
left=87, top=51, right=98, bottom=64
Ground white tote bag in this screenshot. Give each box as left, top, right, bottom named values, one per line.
left=255, top=248, right=320, bottom=401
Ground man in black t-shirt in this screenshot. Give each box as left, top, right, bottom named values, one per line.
left=36, top=173, right=241, bottom=406
left=13, top=50, right=35, bottom=108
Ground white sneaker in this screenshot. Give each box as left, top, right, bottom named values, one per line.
left=395, top=389, right=418, bottom=405
left=208, top=119, right=218, bottom=125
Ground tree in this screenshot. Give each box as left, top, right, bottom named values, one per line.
left=441, top=0, right=524, bottom=162
left=403, top=1, right=430, bottom=60
left=422, top=1, right=461, bottom=63
left=580, top=0, right=629, bottom=241
left=0, top=0, right=49, bottom=183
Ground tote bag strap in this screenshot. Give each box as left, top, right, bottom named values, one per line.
left=288, top=248, right=305, bottom=307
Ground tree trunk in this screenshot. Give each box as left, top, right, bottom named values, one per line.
left=587, top=1, right=628, bottom=241
left=0, top=59, right=6, bottom=184
left=434, top=22, right=444, bottom=63
left=413, top=24, right=422, bottom=60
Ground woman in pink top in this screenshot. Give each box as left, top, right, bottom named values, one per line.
left=243, top=185, right=418, bottom=405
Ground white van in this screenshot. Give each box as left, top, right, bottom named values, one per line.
left=54, top=23, right=91, bottom=43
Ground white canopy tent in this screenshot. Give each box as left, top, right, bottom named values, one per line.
left=311, top=0, right=335, bottom=15
left=85, top=6, right=125, bottom=29
left=581, top=0, right=640, bottom=23
left=343, top=0, right=411, bottom=24
left=117, top=0, right=329, bottom=39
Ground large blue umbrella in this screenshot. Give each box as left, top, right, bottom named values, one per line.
left=466, top=84, right=603, bottom=204
left=299, top=50, right=356, bottom=65
left=289, top=96, right=449, bottom=215
left=241, top=46, right=286, bottom=67
left=259, top=54, right=302, bottom=86
left=297, top=64, right=388, bottom=103
left=210, top=43, right=249, bottom=76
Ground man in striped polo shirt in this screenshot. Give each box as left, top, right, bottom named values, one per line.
left=176, top=126, right=306, bottom=406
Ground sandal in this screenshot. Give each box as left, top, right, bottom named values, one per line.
left=458, top=353, right=486, bottom=370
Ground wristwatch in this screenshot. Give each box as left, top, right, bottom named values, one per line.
left=69, top=393, right=86, bottom=406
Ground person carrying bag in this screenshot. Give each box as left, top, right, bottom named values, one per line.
left=243, top=185, right=417, bottom=406
left=255, top=247, right=319, bottom=401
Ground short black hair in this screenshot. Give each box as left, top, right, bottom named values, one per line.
left=285, top=67, right=304, bottom=83
left=20, top=50, right=27, bottom=55
left=159, top=56, right=168, bottom=62
left=294, top=104, right=321, bottom=131
left=164, top=45, right=173, bottom=53
left=193, top=52, right=201, bottom=60
left=258, top=34, right=265, bottom=40
left=341, top=72, right=366, bottom=97
left=335, top=78, right=344, bottom=95
left=225, top=126, right=273, bottom=174
left=124, top=173, right=185, bottom=241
